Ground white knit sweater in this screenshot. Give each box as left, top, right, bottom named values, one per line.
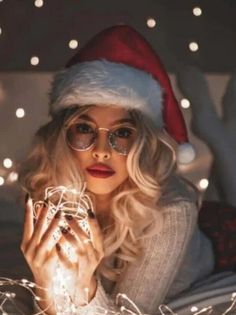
left=75, top=180, right=214, bottom=314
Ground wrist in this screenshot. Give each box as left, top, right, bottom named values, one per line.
left=89, top=276, right=97, bottom=301
left=77, top=276, right=97, bottom=306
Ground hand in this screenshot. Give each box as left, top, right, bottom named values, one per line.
left=56, top=210, right=105, bottom=305
left=21, top=196, right=61, bottom=314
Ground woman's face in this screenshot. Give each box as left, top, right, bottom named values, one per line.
left=67, top=105, right=136, bottom=196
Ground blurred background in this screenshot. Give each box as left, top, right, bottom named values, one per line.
left=0, top=0, right=235, bottom=222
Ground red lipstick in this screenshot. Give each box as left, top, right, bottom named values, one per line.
left=86, top=163, right=115, bottom=178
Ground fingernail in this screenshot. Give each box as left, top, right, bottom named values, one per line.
left=55, top=210, right=61, bottom=219
left=25, top=193, right=30, bottom=204
left=56, top=243, right=61, bottom=251
left=65, top=214, right=73, bottom=221
left=87, top=209, right=95, bottom=219
left=60, top=227, right=68, bottom=234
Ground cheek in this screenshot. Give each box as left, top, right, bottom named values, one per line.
left=116, top=157, right=129, bottom=178
left=73, top=151, right=88, bottom=167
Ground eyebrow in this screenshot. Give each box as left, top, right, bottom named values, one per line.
left=78, top=114, right=136, bottom=126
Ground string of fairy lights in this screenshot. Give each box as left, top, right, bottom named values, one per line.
left=0, top=2, right=210, bottom=192
left=8, top=185, right=236, bottom=314
left=1, top=276, right=236, bottom=314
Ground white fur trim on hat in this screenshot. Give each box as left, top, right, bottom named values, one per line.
left=49, top=60, right=163, bottom=127
left=177, top=142, right=196, bottom=164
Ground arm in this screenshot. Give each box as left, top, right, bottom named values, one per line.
left=77, top=200, right=198, bottom=315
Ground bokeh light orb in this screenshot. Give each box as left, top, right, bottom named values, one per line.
left=16, top=108, right=25, bottom=118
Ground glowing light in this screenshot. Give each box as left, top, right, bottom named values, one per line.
left=3, top=158, right=13, bottom=169
left=181, top=98, right=191, bottom=109
left=191, top=306, right=198, bottom=312
left=0, top=276, right=235, bottom=314
left=189, top=42, right=199, bottom=52
left=147, top=18, right=156, bottom=28
left=0, top=27, right=2, bottom=35
left=16, top=107, right=25, bottom=118
left=199, top=178, right=209, bottom=190
left=21, top=279, right=28, bottom=284
left=69, top=39, right=78, bottom=49
left=30, top=56, right=39, bottom=66
left=193, top=7, right=202, bottom=16
left=0, top=177, right=3, bottom=185
left=8, top=172, right=18, bottom=182
left=33, top=185, right=92, bottom=261
left=34, top=0, right=44, bottom=7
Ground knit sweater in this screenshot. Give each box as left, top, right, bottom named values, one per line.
left=75, top=180, right=215, bottom=314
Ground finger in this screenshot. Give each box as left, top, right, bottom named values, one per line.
left=65, top=214, right=89, bottom=242
left=60, top=227, right=85, bottom=255
left=55, top=243, right=74, bottom=269
left=34, top=201, right=45, bottom=220
left=21, top=194, right=34, bottom=251
left=34, top=211, right=62, bottom=263
left=25, top=202, right=49, bottom=255
left=64, top=214, right=102, bottom=261
left=87, top=209, right=104, bottom=255
left=43, top=246, right=58, bottom=267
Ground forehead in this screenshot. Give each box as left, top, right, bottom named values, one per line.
left=79, top=105, right=133, bottom=126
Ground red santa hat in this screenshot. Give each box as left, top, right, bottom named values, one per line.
left=49, top=25, right=195, bottom=164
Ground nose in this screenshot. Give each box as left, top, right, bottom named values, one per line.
left=92, top=130, right=111, bottom=160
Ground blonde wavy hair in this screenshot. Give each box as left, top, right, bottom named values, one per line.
left=19, top=105, right=177, bottom=281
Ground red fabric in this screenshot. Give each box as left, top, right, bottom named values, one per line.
left=199, top=201, right=236, bottom=272
left=66, top=25, right=188, bottom=144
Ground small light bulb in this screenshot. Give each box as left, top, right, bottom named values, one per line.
left=0, top=176, right=4, bottom=186
left=34, top=0, right=44, bottom=7
left=8, top=172, right=18, bottom=182
left=189, top=42, right=199, bottom=52
left=198, top=178, right=209, bottom=190
left=181, top=98, right=191, bottom=109
left=69, top=39, right=78, bottom=49
left=30, top=56, right=39, bottom=66
left=0, top=27, right=2, bottom=35
left=147, top=18, right=156, bottom=28
left=21, top=279, right=28, bottom=284
left=193, top=7, right=202, bottom=16
left=16, top=107, right=25, bottom=118
left=3, top=158, right=13, bottom=169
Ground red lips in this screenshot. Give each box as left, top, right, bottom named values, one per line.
left=86, top=163, right=115, bottom=178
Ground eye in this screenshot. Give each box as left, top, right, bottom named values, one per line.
left=75, top=123, right=94, bottom=134
left=114, top=127, right=133, bottom=138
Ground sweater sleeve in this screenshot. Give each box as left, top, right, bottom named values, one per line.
left=76, top=200, right=198, bottom=315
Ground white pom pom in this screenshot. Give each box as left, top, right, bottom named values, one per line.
left=177, top=143, right=196, bottom=164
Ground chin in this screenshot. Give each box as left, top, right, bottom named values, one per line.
left=85, top=177, right=127, bottom=196
left=87, top=184, right=117, bottom=195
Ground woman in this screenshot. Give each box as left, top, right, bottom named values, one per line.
left=19, top=25, right=214, bottom=315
